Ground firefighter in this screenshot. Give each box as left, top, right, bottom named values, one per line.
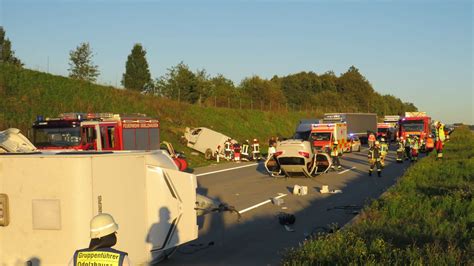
left=233, top=143, right=241, bottom=162
left=411, top=136, right=420, bottom=162
left=330, top=140, right=342, bottom=170
left=434, top=121, right=446, bottom=160
left=241, top=140, right=250, bottom=161
left=267, top=138, right=277, bottom=159
left=380, top=138, right=389, bottom=167
left=224, top=139, right=233, bottom=161
left=69, top=213, right=130, bottom=266
left=251, top=138, right=261, bottom=160
left=368, top=141, right=382, bottom=177
left=215, top=145, right=221, bottom=163
left=368, top=132, right=376, bottom=148
left=425, top=134, right=435, bottom=155
left=396, top=137, right=404, bottom=163
left=404, top=134, right=412, bottom=161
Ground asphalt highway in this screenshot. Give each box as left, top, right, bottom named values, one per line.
left=163, top=145, right=415, bottom=265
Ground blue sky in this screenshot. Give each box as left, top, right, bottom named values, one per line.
left=1, top=0, right=472, bottom=124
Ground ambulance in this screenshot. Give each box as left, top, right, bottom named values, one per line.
left=310, top=123, right=349, bottom=153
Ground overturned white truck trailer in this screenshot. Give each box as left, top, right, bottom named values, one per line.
left=0, top=131, right=198, bottom=265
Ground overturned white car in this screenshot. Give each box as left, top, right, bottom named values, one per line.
left=264, top=139, right=332, bottom=178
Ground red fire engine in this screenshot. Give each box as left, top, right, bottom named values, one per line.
left=32, top=113, right=187, bottom=171
left=398, top=112, right=432, bottom=151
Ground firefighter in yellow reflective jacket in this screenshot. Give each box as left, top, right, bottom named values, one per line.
left=379, top=138, right=389, bottom=168
left=368, top=141, right=382, bottom=177
left=330, top=140, right=342, bottom=170
left=434, top=121, right=446, bottom=160
left=69, top=213, right=131, bottom=266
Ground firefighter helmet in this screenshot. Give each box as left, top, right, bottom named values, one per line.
left=381, top=138, right=385, bottom=142
left=90, top=213, right=119, bottom=239
left=375, top=141, right=380, bottom=145
left=333, top=141, right=338, bottom=145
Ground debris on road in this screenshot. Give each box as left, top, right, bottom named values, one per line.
left=278, top=212, right=296, bottom=232
left=271, top=197, right=284, bottom=206
left=320, top=185, right=342, bottom=194
left=293, top=185, right=308, bottom=195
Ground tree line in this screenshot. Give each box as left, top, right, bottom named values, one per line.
left=1, top=26, right=417, bottom=116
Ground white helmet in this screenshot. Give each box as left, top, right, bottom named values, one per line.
left=381, top=138, right=385, bottom=142
left=90, top=213, right=119, bottom=239
left=375, top=141, right=380, bottom=145
left=333, top=141, right=338, bottom=145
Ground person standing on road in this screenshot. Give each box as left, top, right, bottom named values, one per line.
left=434, top=121, right=446, bottom=160
left=411, top=136, right=420, bottom=162
left=396, top=137, right=405, bottom=163
left=69, top=213, right=131, bottom=266
left=368, top=141, right=382, bottom=177
left=380, top=138, right=389, bottom=168
left=330, top=140, right=342, bottom=170
left=404, top=135, right=412, bottom=161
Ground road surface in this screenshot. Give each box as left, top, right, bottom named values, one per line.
left=162, top=145, right=414, bottom=265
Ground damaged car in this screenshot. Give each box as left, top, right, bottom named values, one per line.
left=264, top=139, right=332, bottom=178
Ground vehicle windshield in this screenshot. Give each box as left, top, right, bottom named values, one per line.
left=33, top=127, right=81, bottom=147
left=294, top=131, right=310, bottom=140
left=378, top=128, right=389, bottom=133
left=310, top=132, right=331, bottom=141
left=401, top=120, right=424, bottom=132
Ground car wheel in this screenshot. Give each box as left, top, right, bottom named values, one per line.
left=358, top=145, right=361, bottom=152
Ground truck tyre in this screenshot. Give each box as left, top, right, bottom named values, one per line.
left=205, top=148, right=213, bottom=160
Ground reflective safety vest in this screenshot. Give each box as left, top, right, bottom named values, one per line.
left=224, top=141, right=232, bottom=151
left=252, top=143, right=260, bottom=153
left=330, top=145, right=339, bottom=156
left=73, top=248, right=128, bottom=266
left=426, top=138, right=434, bottom=148
left=241, top=144, right=249, bottom=155
left=368, top=148, right=381, bottom=160
left=397, top=142, right=404, bottom=152
left=380, top=143, right=389, bottom=155
left=436, top=124, right=446, bottom=142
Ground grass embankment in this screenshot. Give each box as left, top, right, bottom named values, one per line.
left=0, top=64, right=314, bottom=167
left=283, top=127, right=474, bottom=265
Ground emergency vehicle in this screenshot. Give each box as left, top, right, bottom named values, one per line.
left=377, top=123, right=396, bottom=141
left=398, top=112, right=432, bottom=151
left=310, top=123, right=349, bottom=153
left=398, top=112, right=431, bottom=140
left=32, top=113, right=187, bottom=171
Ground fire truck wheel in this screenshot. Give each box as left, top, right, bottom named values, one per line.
left=205, top=149, right=213, bottom=160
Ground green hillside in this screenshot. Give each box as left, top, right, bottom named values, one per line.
left=0, top=64, right=309, bottom=167
left=0, top=63, right=416, bottom=168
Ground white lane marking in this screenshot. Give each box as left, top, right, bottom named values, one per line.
left=338, top=166, right=356, bottom=175
left=196, top=163, right=259, bottom=177
left=238, top=193, right=287, bottom=214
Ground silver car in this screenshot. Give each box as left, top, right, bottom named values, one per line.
left=265, top=139, right=332, bottom=178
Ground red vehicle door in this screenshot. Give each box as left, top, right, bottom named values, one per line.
left=99, top=123, right=120, bottom=151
